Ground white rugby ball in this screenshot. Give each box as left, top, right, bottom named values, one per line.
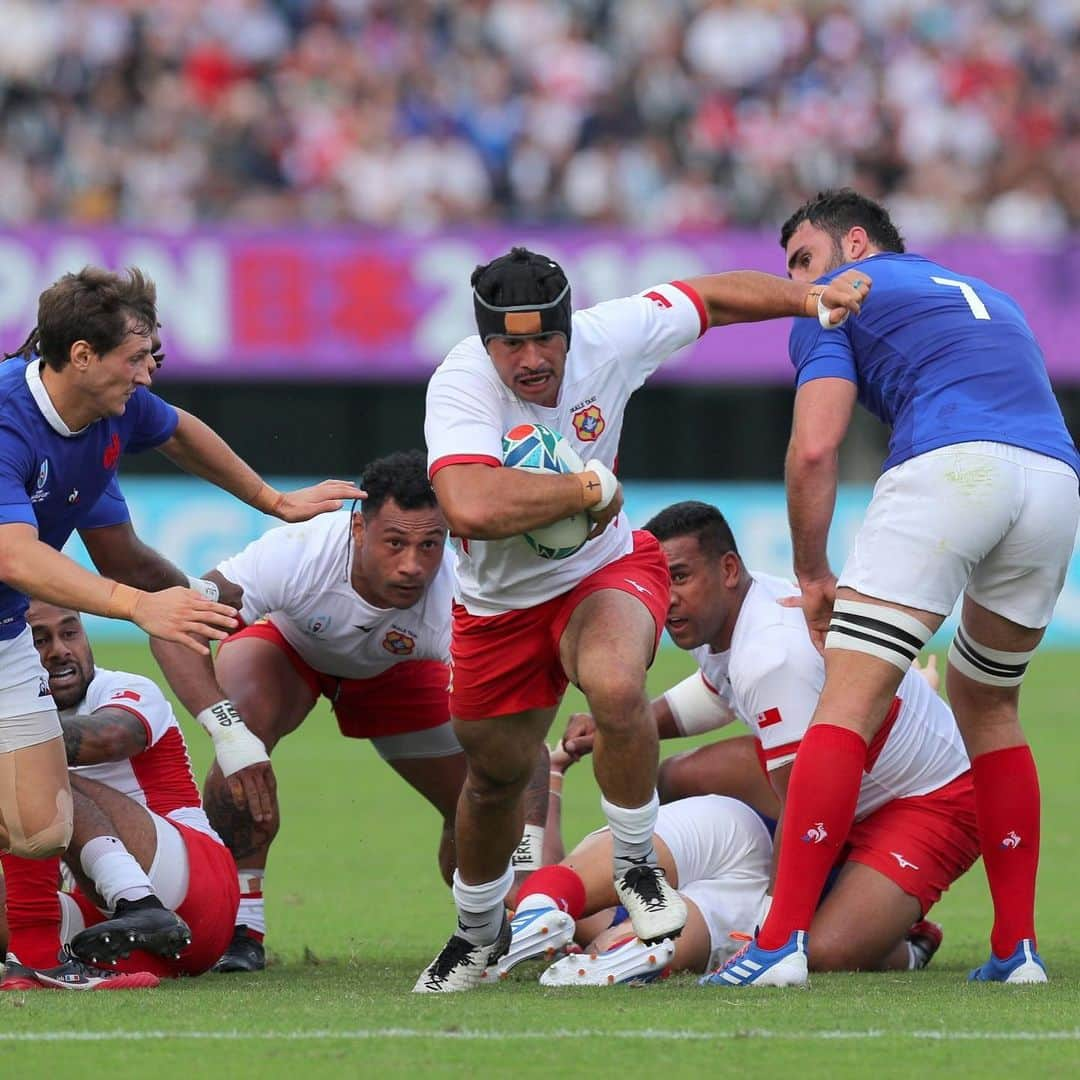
left=502, top=423, right=590, bottom=559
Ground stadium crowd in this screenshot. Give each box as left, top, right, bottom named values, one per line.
left=0, top=0, right=1075, bottom=238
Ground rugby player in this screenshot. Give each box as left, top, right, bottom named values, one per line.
left=1, top=603, right=237, bottom=990
left=712, top=189, right=1080, bottom=986
left=555, top=501, right=967, bottom=979
left=416, top=247, right=872, bottom=991
left=0, top=267, right=360, bottom=895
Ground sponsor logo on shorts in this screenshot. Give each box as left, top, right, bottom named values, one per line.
left=305, top=614, right=332, bottom=635
left=382, top=629, right=416, bottom=656
left=623, top=578, right=651, bottom=596
left=1001, top=830, right=1022, bottom=849
left=802, top=822, right=828, bottom=844
left=890, top=851, right=920, bottom=870
left=572, top=404, right=605, bottom=442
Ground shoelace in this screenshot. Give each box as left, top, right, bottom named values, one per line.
left=426, top=935, right=479, bottom=985
left=622, top=866, right=669, bottom=912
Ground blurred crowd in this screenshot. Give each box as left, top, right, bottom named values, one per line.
left=0, top=0, right=1076, bottom=239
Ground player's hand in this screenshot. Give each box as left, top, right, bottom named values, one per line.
left=818, top=270, right=872, bottom=326
left=586, top=483, right=623, bottom=540
left=133, top=587, right=238, bottom=655
left=272, top=480, right=367, bottom=523
left=778, top=575, right=837, bottom=652
left=227, top=760, right=277, bottom=825
left=912, top=653, right=940, bottom=694
left=557, top=712, right=597, bottom=768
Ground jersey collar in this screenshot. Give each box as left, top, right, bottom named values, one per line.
left=25, top=360, right=89, bottom=437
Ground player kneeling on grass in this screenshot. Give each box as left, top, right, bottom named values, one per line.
left=557, top=502, right=978, bottom=984
left=0, top=602, right=237, bottom=990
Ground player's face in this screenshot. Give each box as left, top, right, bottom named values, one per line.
left=352, top=500, right=449, bottom=609
left=784, top=220, right=848, bottom=283
left=28, top=602, right=95, bottom=710
left=485, top=333, right=568, bottom=407
left=661, top=535, right=738, bottom=650
left=83, top=323, right=157, bottom=418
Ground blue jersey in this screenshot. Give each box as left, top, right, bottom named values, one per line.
left=788, top=253, right=1080, bottom=477
left=0, top=359, right=178, bottom=638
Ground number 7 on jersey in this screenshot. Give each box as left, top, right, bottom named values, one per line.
left=931, top=276, right=990, bottom=320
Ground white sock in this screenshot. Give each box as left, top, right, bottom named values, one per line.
left=452, top=864, right=514, bottom=946
left=515, top=891, right=558, bottom=915
left=237, top=869, right=266, bottom=936
left=601, top=791, right=659, bottom=874
left=79, top=835, right=154, bottom=909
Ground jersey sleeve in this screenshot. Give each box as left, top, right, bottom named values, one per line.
left=76, top=474, right=130, bottom=530
left=91, top=672, right=175, bottom=747
left=0, top=427, right=37, bottom=528
left=425, top=358, right=504, bottom=478
left=583, top=281, right=706, bottom=390
left=215, top=526, right=296, bottom=624
left=788, top=317, right=857, bottom=388
left=122, top=389, right=180, bottom=453
left=736, top=629, right=824, bottom=771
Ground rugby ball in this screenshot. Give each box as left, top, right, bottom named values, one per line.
left=502, top=423, right=590, bottom=559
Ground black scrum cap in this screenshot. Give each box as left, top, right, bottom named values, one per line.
left=472, top=247, right=572, bottom=347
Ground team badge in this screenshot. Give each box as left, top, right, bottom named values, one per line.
left=572, top=404, right=605, bottom=442
left=382, top=629, right=416, bottom=656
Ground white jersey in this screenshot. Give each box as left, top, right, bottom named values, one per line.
left=671, top=572, right=970, bottom=819
left=216, top=511, right=455, bottom=678
left=425, top=281, right=706, bottom=614
left=654, top=795, right=771, bottom=968
left=68, top=667, right=218, bottom=840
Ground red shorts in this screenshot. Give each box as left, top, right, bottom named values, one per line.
left=73, top=821, right=239, bottom=978
left=221, top=620, right=449, bottom=740
left=450, top=530, right=670, bottom=720
left=842, top=771, right=980, bottom=915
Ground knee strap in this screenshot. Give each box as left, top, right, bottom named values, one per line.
left=825, top=599, right=933, bottom=672
left=948, top=625, right=1034, bottom=687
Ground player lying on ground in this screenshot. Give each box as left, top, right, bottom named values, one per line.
left=152, top=450, right=548, bottom=973
left=0, top=267, right=360, bottom=903
left=558, top=502, right=976, bottom=980
left=416, top=246, right=871, bottom=992
left=0, top=603, right=237, bottom=991
left=712, top=189, right=1080, bottom=987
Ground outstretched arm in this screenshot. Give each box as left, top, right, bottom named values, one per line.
left=156, top=409, right=364, bottom=523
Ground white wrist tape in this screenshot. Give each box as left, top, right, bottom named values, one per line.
left=196, top=700, right=269, bottom=777
left=511, top=824, right=546, bottom=872
left=817, top=291, right=849, bottom=330
left=187, top=576, right=220, bottom=602
left=583, top=459, right=618, bottom=510
left=665, top=673, right=735, bottom=736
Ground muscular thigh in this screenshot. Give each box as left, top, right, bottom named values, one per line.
left=452, top=707, right=555, bottom=785
left=559, top=590, right=655, bottom=691
left=215, top=637, right=316, bottom=748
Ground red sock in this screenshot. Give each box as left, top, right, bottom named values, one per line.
left=515, top=864, right=586, bottom=919
left=757, top=724, right=866, bottom=950
left=972, top=745, right=1040, bottom=958
left=1, top=853, right=63, bottom=968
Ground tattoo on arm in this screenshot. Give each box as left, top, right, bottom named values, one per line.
left=522, top=743, right=551, bottom=827
left=61, top=708, right=149, bottom=765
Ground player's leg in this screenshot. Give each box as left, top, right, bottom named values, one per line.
left=658, top=736, right=780, bottom=820
left=61, top=775, right=191, bottom=965
left=206, top=632, right=316, bottom=968
left=560, top=586, right=686, bottom=944
left=0, top=734, right=72, bottom=860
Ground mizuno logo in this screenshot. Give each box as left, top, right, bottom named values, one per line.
left=890, top=851, right=920, bottom=870
left=624, top=579, right=651, bottom=596
left=354, top=625, right=373, bottom=633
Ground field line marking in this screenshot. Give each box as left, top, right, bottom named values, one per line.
left=1, top=1028, right=1079, bottom=1043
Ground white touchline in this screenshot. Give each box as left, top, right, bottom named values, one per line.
left=0, top=1029, right=1077, bottom=1043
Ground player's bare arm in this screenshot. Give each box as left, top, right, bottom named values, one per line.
left=60, top=707, right=149, bottom=766
left=156, top=409, right=364, bottom=523
left=0, top=521, right=236, bottom=655
left=784, top=377, right=857, bottom=647
left=685, top=269, right=871, bottom=329
left=149, top=570, right=275, bottom=825
left=432, top=461, right=617, bottom=540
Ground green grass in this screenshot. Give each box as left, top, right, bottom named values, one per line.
left=3, top=646, right=1079, bottom=1078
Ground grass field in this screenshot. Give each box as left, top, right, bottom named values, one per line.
left=3, top=644, right=1078, bottom=1078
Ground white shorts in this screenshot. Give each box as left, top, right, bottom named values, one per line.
left=371, top=721, right=462, bottom=761
left=654, top=796, right=771, bottom=971
left=839, top=442, right=1079, bottom=628
left=0, top=627, right=61, bottom=753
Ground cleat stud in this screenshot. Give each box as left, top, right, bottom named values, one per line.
left=577, top=968, right=586, bottom=977
left=541, top=927, right=549, bottom=935
left=607, top=974, right=615, bottom=985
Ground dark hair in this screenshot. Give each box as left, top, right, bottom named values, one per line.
left=30, top=266, right=158, bottom=372
left=643, top=501, right=739, bottom=560
left=779, top=189, right=905, bottom=254
left=360, top=449, right=438, bottom=518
